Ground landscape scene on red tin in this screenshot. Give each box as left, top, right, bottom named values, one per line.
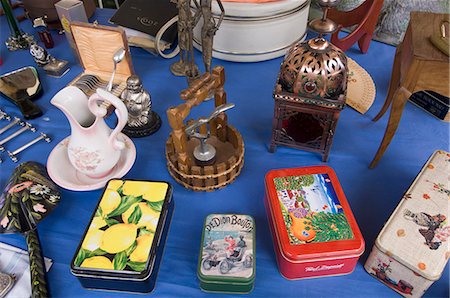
left=274, top=174, right=354, bottom=244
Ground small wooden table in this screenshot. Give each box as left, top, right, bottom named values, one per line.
left=370, top=12, right=450, bottom=168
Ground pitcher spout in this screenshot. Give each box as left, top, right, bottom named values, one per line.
left=51, top=86, right=96, bottom=130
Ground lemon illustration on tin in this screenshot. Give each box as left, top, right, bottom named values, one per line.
left=100, top=224, right=137, bottom=254
left=122, top=181, right=167, bottom=202
left=130, top=233, right=155, bottom=262
left=82, top=229, right=104, bottom=251
left=81, top=256, right=113, bottom=270
left=122, top=202, right=160, bottom=231
left=108, top=180, right=124, bottom=191
left=90, top=216, right=107, bottom=229
left=99, top=188, right=121, bottom=215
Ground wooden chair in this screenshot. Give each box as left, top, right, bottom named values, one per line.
left=328, top=0, right=384, bottom=53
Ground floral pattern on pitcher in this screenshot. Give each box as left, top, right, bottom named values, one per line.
left=69, top=147, right=103, bottom=172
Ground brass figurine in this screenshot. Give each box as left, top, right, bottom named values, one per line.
left=193, top=0, right=224, bottom=74
left=170, top=0, right=199, bottom=80
left=120, top=75, right=161, bottom=138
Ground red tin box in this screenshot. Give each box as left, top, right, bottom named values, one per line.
left=264, top=165, right=364, bottom=279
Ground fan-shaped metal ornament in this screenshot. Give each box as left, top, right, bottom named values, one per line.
left=0, top=162, right=61, bottom=298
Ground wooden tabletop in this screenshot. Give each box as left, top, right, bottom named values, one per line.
left=410, top=11, right=450, bottom=62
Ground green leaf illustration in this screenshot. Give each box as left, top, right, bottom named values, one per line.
left=147, top=200, right=163, bottom=212
left=95, top=207, right=103, bottom=218
left=127, top=261, right=146, bottom=272
left=74, top=248, right=108, bottom=267
left=117, top=183, right=124, bottom=196
left=108, top=195, right=142, bottom=217
left=74, top=249, right=86, bottom=267
left=113, top=251, right=128, bottom=270
left=31, top=212, right=42, bottom=220
left=139, top=229, right=154, bottom=237
left=91, top=248, right=107, bottom=256
left=11, top=195, right=18, bottom=203
left=21, top=192, right=29, bottom=202
left=128, top=205, right=142, bottom=225
left=125, top=241, right=137, bottom=256
left=105, top=218, right=120, bottom=226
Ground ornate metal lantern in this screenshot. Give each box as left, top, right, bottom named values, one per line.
left=269, top=0, right=348, bottom=162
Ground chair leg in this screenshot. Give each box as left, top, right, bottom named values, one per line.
left=358, top=33, right=371, bottom=54
left=373, top=46, right=402, bottom=122
left=114, top=0, right=120, bottom=8
left=369, top=87, right=409, bottom=168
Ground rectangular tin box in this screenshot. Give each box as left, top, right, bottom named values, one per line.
left=198, top=214, right=255, bottom=293
left=364, top=150, right=450, bottom=297
left=264, top=166, right=364, bottom=279
left=71, top=179, right=174, bottom=293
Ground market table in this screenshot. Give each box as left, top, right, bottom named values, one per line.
left=0, top=8, right=449, bottom=298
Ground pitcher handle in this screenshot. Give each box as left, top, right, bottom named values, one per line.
left=88, top=89, right=128, bottom=151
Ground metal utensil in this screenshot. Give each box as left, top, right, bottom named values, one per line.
left=8, top=133, right=51, bottom=162
left=185, top=103, right=235, bottom=164
left=0, top=117, right=24, bottom=135
left=0, top=123, right=36, bottom=152
left=106, top=47, right=125, bottom=92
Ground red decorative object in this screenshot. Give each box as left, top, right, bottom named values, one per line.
left=264, top=165, right=365, bottom=280
left=328, top=0, right=384, bottom=53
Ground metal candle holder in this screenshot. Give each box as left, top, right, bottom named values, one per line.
left=1, top=0, right=35, bottom=51
left=269, top=0, right=348, bottom=162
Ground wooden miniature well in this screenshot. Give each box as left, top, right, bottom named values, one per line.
left=165, top=66, right=244, bottom=191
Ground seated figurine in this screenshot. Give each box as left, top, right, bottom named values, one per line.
left=120, top=75, right=161, bottom=137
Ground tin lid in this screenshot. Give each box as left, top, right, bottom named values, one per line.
left=198, top=214, right=255, bottom=285
left=265, top=166, right=364, bottom=262
left=205, top=0, right=308, bottom=19
left=70, top=179, right=172, bottom=280
left=376, top=150, right=450, bottom=281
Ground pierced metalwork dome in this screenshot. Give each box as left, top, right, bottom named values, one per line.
left=279, top=38, right=347, bottom=100
left=277, top=0, right=348, bottom=102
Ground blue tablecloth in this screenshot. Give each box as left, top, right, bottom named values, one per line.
left=0, top=8, right=449, bottom=298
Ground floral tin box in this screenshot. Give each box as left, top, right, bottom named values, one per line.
left=70, top=179, right=174, bottom=293
left=364, top=150, right=450, bottom=297
left=198, top=214, right=255, bottom=293
left=264, top=166, right=365, bottom=279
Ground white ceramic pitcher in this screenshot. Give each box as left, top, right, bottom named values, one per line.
left=51, top=86, right=128, bottom=178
